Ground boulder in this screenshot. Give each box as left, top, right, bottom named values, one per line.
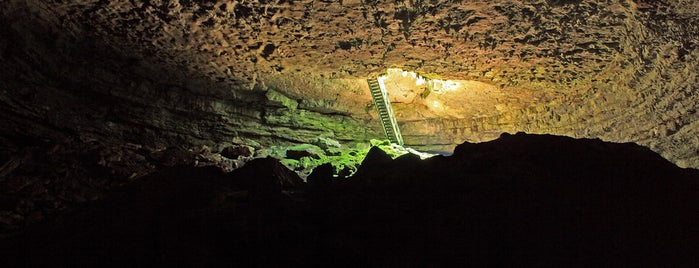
left=149, top=147, right=197, bottom=167
left=229, top=157, right=304, bottom=200
left=350, top=146, right=393, bottom=185
left=312, top=137, right=342, bottom=151
left=220, top=145, right=254, bottom=159
left=285, top=144, right=324, bottom=160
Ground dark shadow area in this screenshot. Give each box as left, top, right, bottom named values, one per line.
left=1, top=133, right=697, bottom=267
left=0, top=7, right=266, bottom=150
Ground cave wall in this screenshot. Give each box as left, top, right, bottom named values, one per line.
left=0, top=0, right=697, bottom=167
left=0, top=0, right=382, bottom=152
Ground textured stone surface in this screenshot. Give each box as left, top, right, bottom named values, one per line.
left=0, top=0, right=697, bottom=166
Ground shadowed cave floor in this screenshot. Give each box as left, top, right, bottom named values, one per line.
left=1, top=133, right=698, bottom=267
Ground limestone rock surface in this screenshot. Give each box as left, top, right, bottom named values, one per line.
left=0, top=0, right=697, bottom=167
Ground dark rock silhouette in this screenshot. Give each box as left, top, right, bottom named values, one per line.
left=2, top=133, right=697, bottom=267
left=307, top=163, right=333, bottom=193
left=350, top=146, right=394, bottom=186
left=228, top=156, right=304, bottom=200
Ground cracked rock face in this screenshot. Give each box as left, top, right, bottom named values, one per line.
left=0, top=0, right=698, bottom=167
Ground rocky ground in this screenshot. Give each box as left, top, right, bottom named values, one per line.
left=0, top=133, right=417, bottom=235
left=1, top=133, right=697, bottom=267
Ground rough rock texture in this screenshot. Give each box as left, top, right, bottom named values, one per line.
left=2, top=133, right=697, bottom=266
left=0, top=0, right=697, bottom=167
left=0, top=136, right=259, bottom=235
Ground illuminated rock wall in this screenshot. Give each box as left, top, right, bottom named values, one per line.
left=0, top=0, right=697, bottom=167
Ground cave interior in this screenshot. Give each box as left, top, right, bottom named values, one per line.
left=0, top=0, right=698, bottom=266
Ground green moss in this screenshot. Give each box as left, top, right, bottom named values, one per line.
left=265, top=89, right=298, bottom=110
left=280, top=158, right=300, bottom=171
left=287, top=143, right=323, bottom=154
left=369, top=139, right=412, bottom=158
left=263, top=107, right=375, bottom=141
left=259, top=138, right=427, bottom=180
left=370, top=139, right=391, bottom=147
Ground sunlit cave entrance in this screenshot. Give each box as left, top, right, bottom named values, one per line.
left=266, top=68, right=513, bottom=179
left=366, top=69, right=498, bottom=146
left=360, top=68, right=532, bottom=150
left=267, top=67, right=541, bottom=179
left=363, top=68, right=500, bottom=150
left=371, top=68, right=501, bottom=121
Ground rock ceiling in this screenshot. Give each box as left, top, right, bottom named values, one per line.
left=0, top=0, right=697, bottom=167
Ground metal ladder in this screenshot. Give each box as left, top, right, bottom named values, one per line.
left=367, top=76, right=404, bottom=145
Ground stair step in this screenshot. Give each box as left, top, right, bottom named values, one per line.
left=367, top=77, right=403, bottom=145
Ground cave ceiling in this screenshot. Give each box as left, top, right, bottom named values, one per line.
left=0, top=0, right=697, bottom=167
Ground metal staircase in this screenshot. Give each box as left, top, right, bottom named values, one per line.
left=367, top=76, right=404, bottom=145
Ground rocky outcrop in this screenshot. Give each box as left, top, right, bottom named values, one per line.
left=229, top=156, right=304, bottom=199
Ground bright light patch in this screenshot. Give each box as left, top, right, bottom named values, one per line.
left=370, top=139, right=437, bottom=160
left=406, top=147, right=437, bottom=160
left=383, top=68, right=464, bottom=94
left=415, top=76, right=426, bottom=86
left=371, top=67, right=503, bottom=121
left=431, top=79, right=462, bottom=94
